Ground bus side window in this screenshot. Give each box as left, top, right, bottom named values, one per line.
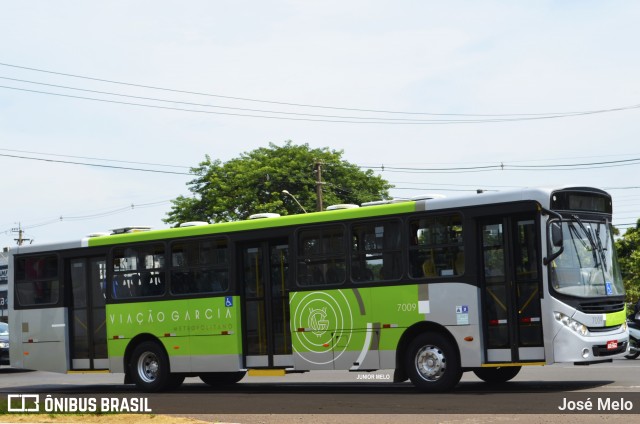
left=112, top=243, right=165, bottom=299
left=296, top=226, right=346, bottom=287
left=350, top=221, right=402, bottom=283
left=170, top=238, right=229, bottom=295
left=408, top=214, right=464, bottom=279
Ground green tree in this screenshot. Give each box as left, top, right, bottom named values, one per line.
left=164, top=141, right=393, bottom=225
left=615, top=219, right=640, bottom=306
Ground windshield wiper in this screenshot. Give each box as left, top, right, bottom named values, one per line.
left=572, top=215, right=607, bottom=272
left=567, top=220, right=593, bottom=267
left=593, top=224, right=608, bottom=272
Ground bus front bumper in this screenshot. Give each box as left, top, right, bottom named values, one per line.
left=553, top=325, right=629, bottom=363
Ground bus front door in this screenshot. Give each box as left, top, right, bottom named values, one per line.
left=480, top=215, right=544, bottom=363
left=67, top=257, right=108, bottom=370
left=240, top=239, right=292, bottom=369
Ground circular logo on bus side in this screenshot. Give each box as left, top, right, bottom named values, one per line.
left=291, top=290, right=354, bottom=365
left=308, top=307, right=329, bottom=336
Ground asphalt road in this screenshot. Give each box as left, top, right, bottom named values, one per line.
left=1, top=361, right=640, bottom=421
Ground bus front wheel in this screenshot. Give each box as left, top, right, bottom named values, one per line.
left=130, top=341, right=175, bottom=392
left=473, top=366, right=521, bottom=384
left=405, top=332, right=462, bottom=392
left=200, top=371, right=246, bottom=386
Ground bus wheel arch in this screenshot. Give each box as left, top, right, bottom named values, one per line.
left=123, top=333, right=158, bottom=382
left=395, top=322, right=462, bottom=392
left=124, top=334, right=180, bottom=392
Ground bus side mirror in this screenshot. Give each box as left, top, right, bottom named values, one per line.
left=544, top=221, right=564, bottom=266
left=551, top=222, right=563, bottom=248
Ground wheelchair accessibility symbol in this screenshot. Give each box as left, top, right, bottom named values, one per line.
left=225, top=296, right=233, bottom=307
left=456, top=305, right=468, bottom=313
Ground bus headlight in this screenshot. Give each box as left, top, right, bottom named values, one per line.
left=554, top=312, right=589, bottom=336
left=0, top=341, right=8, bottom=348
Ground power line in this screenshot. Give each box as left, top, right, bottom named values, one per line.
left=2, top=147, right=640, bottom=178
left=364, top=158, right=640, bottom=173
left=0, top=148, right=190, bottom=169
left=4, top=83, right=639, bottom=124
left=0, top=76, right=450, bottom=122
left=4, top=199, right=175, bottom=233
left=0, top=153, right=192, bottom=175
left=2, top=62, right=640, bottom=124
left=6, top=75, right=640, bottom=125
left=5, top=61, right=639, bottom=117
left=2, top=76, right=560, bottom=123
left=507, top=158, right=640, bottom=170
left=0, top=84, right=572, bottom=125
left=361, top=152, right=640, bottom=168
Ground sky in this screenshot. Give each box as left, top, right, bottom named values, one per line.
left=1, top=0, right=639, bottom=247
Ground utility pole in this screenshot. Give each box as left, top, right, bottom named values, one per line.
left=315, top=161, right=323, bottom=211
left=12, top=223, right=31, bottom=246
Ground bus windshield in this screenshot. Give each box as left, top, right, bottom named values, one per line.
left=550, top=218, right=624, bottom=298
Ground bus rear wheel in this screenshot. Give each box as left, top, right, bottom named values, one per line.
left=200, top=371, right=246, bottom=386
left=405, top=332, right=461, bottom=392
left=473, top=366, right=521, bottom=384
left=130, top=341, right=175, bottom=392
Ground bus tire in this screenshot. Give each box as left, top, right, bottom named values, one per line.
left=405, top=332, right=461, bottom=392
left=130, top=341, right=173, bottom=392
left=473, top=366, right=521, bottom=384
left=200, top=371, right=246, bottom=386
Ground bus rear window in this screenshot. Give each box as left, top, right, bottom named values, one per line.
left=15, top=255, right=60, bottom=306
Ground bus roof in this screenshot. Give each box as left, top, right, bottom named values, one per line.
left=10, top=186, right=606, bottom=254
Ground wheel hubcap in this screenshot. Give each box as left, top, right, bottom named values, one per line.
left=415, top=345, right=446, bottom=381
left=137, top=351, right=160, bottom=383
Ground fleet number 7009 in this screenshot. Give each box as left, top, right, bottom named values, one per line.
left=397, top=303, right=417, bottom=312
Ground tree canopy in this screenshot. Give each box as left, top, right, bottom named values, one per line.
left=615, top=219, right=640, bottom=306
left=164, top=141, right=393, bottom=225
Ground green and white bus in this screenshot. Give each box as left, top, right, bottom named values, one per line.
left=8, top=186, right=629, bottom=392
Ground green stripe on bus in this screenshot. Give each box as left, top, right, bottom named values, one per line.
left=105, top=297, right=242, bottom=358
left=606, top=309, right=627, bottom=327
left=88, top=202, right=417, bottom=247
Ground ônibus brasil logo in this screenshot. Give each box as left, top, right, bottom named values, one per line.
left=6, top=394, right=152, bottom=413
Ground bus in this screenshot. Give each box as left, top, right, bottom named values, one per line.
left=8, top=186, right=629, bottom=392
